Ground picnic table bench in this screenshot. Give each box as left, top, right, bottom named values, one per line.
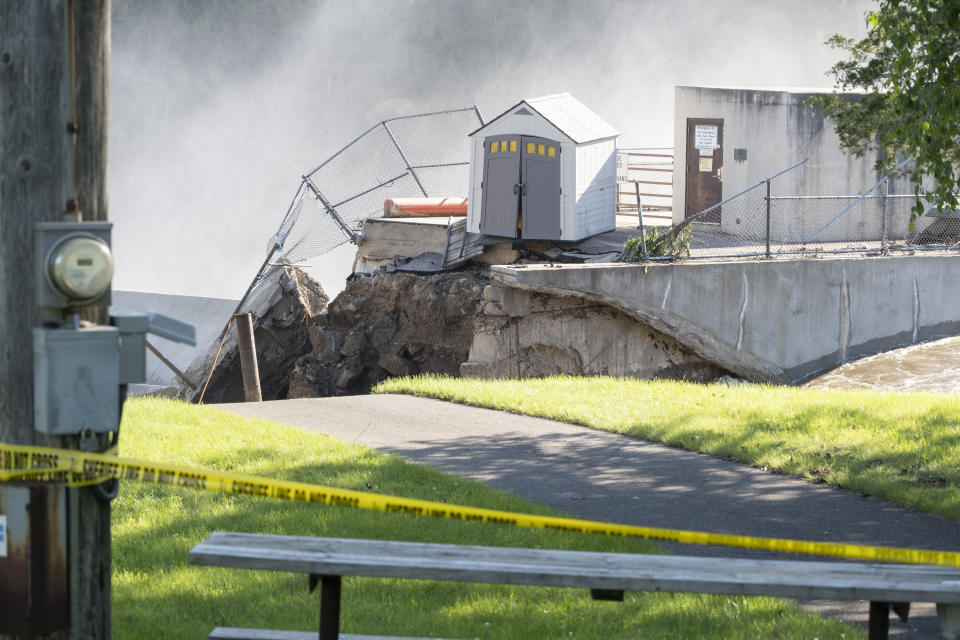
left=190, top=532, right=960, bottom=640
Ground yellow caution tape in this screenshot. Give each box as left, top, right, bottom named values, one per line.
left=2, top=441, right=959, bottom=568
left=0, top=444, right=120, bottom=487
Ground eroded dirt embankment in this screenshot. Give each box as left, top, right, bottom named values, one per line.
left=288, top=268, right=489, bottom=397
left=192, top=264, right=728, bottom=402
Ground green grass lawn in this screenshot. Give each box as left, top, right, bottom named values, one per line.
left=113, top=396, right=859, bottom=639
left=374, top=375, right=960, bottom=521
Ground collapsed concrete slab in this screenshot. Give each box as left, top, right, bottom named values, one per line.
left=183, top=265, right=328, bottom=403
left=461, top=281, right=726, bottom=381
left=490, top=254, right=960, bottom=383
left=191, top=256, right=736, bottom=402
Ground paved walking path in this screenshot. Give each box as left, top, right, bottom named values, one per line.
left=216, top=394, right=960, bottom=639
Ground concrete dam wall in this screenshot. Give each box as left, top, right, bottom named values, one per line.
left=487, top=255, right=960, bottom=384
left=193, top=253, right=960, bottom=401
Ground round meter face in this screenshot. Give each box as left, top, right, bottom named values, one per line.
left=46, top=234, right=114, bottom=302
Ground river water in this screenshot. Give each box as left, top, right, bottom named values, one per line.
left=804, top=336, right=960, bottom=393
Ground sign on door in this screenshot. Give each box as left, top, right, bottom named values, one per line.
left=694, top=125, right=719, bottom=156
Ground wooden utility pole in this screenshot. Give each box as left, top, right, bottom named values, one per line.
left=0, top=1, right=112, bottom=639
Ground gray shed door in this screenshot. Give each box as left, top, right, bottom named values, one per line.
left=479, top=134, right=562, bottom=240
left=520, top=136, right=561, bottom=240
left=479, top=135, right=522, bottom=238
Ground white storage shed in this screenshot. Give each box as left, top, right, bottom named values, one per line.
left=466, top=93, right=619, bottom=241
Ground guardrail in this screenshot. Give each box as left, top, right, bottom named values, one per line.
left=617, top=148, right=673, bottom=223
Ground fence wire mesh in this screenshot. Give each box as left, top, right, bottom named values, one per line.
left=685, top=194, right=960, bottom=259
left=268, top=107, right=482, bottom=263
left=631, top=159, right=960, bottom=261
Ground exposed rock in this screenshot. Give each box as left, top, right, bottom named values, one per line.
left=287, top=267, right=490, bottom=397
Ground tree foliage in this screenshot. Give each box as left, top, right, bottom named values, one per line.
left=814, top=0, right=960, bottom=215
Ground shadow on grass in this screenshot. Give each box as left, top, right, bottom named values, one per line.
left=114, top=553, right=855, bottom=640
left=112, top=397, right=864, bottom=640
left=112, top=452, right=658, bottom=576
left=339, top=422, right=960, bottom=560
left=111, top=459, right=858, bottom=640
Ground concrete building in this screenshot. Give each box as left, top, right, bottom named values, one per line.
left=672, top=86, right=925, bottom=242
left=466, top=93, right=619, bottom=242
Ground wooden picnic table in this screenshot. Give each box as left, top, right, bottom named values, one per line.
left=191, top=532, right=960, bottom=640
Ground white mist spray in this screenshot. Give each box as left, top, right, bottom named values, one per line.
left=109, top=0, right=871, bottom=298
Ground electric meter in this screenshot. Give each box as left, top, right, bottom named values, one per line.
left=45, top=234, right=113, bottom=303
left=35, top=221, right=113, bottom=308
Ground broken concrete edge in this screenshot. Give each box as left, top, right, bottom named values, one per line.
left=355, top=216, right=621, bottom=277
left=489, top=263, right=789, bottom=384
left=461, top=279, right=730, bottom=382
left=491, top=253, right=960, bottom=386
left=190, top=259, right=751, bottom=403
left=179, top=264, right=328, bottom=402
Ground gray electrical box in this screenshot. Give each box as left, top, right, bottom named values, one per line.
left=111, top=311, right=196, bottom=384
left=32, top=221, right=195, bottom=436
left=111, top=312, right=149, bottom=384
left=33, top=326, right=119, bottom=434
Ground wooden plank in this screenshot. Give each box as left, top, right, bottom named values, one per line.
left=442, top=218, right=486, bottom=268
left=191, top=533, right=960, bottom=605
left=209, top=629, right=315, bottom=640
left=208, top=628, right=455, bottom=640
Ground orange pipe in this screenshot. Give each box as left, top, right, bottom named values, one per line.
left=384, top=197, right=468, bottom=217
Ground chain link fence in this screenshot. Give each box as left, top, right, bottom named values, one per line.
left=627, top=158, right=960, bottom=261
left=267, top=106, right=483, bottom=264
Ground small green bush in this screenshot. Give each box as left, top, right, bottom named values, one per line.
left=622, top=225, right=692, bottom=260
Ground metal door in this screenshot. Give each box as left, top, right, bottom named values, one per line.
left=520, top=136, right=561, bottom=240
left=684, top=118, right=723, bottom=223
left=479, top=135, right=522, bottom=237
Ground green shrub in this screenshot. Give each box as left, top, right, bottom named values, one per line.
left=622, top=225, right=692, bottom=260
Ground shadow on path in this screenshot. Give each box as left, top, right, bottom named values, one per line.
left=218, top=395, right=960, bottom=638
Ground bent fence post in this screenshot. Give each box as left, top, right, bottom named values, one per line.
left=635, top=182, right=648, bottom=261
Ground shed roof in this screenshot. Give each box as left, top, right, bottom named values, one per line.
left=470, top=92, right=619, bottom=144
